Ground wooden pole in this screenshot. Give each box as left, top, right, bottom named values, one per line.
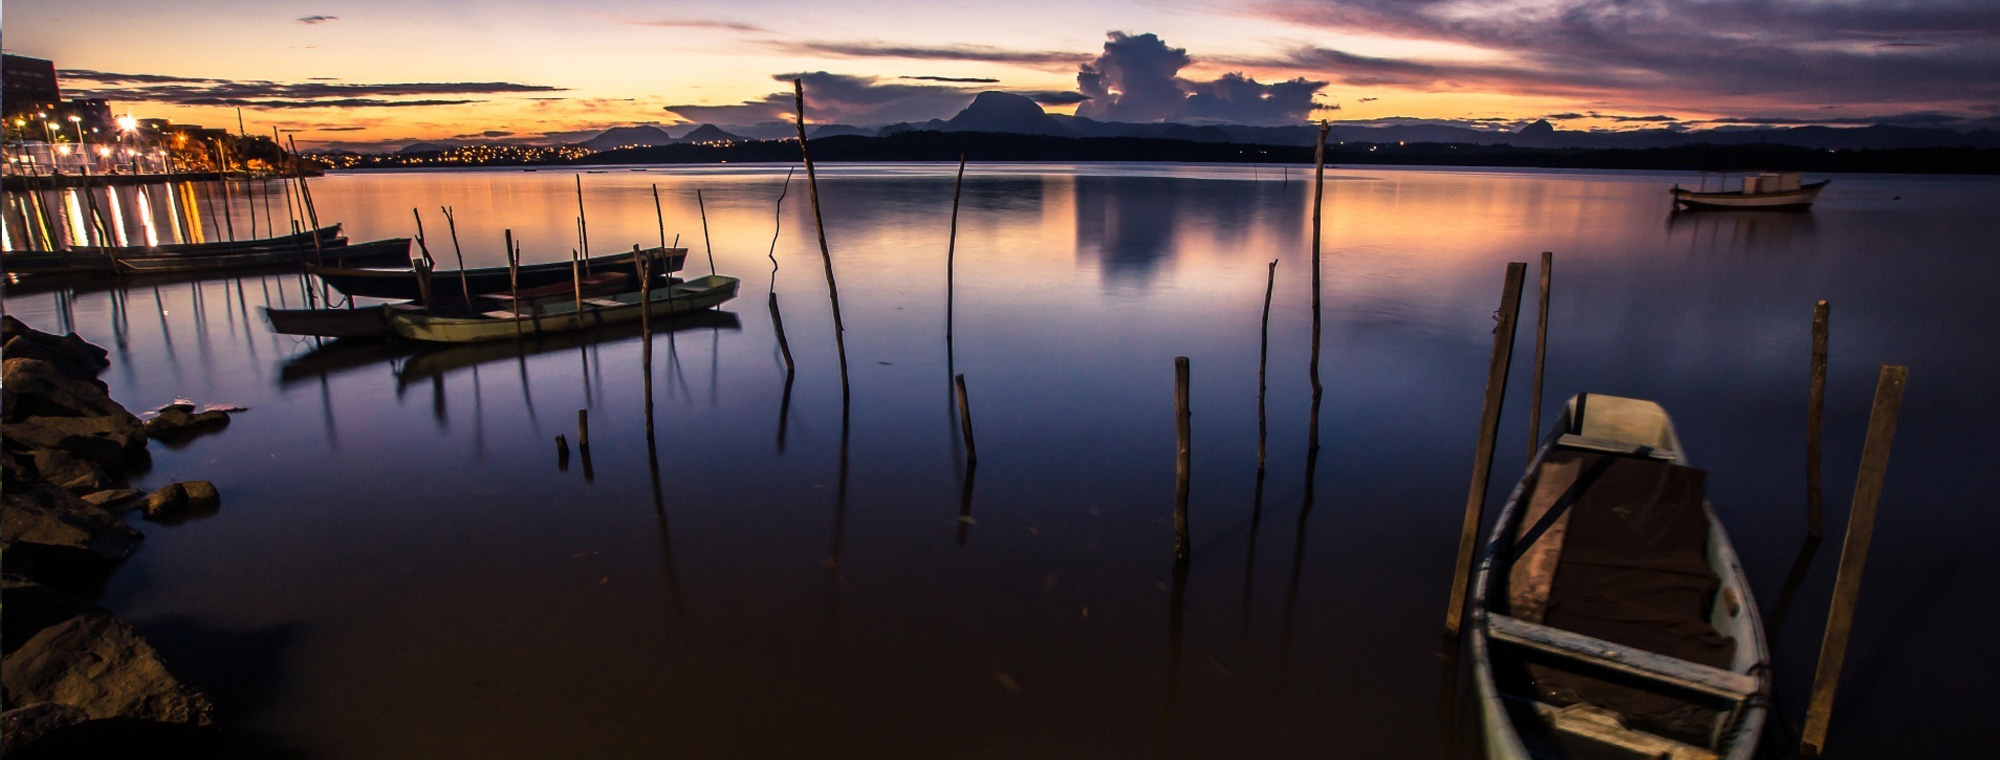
left=766, top=168, right=797, bottom=372
left=697, top=189, right=716, bottom=276
left=1308, top=121, right=1329, bottom=451
left=571, top=248, right=585, bottom=324
left=954, top=373, right=977, bottom=465
left=1528, top=251, right=1552, bottom=462
left=1808, top=300, right=1830, bottom=538
left=577, top=408, right=592, bottom=452
left=556, top=434, right=570, bottom=459
left=413, top=259, right=435, bottom=312
left=1444, top=262, right=1528, bottom=636
left=1259, top=260, right=1276, bottom=473
left=946, top=153, right=966, bottom=342
left=442, top=206, right=471, bottom=304
left=574, top=175, right=590, bottom=270
left=505, top=230, right=522, bottom=335
left=793, top=78, right=850, bottom=397
left=652, top=183, right=667, bottom=249
left=1173, top=356, right=1192, bottom=564
left=213, top=143, right=238, bottom=244
left=411, top=208, right=435, bottom=269
left=1800, top=364, right=1907, bottom=758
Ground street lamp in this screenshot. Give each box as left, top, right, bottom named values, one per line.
left=67, top=115, right=86, bottom=173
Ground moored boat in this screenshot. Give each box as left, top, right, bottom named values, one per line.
left=1672, top=172, right=1826, bottom=211
left=5, top=225, right=348, bottom=276
left=309, top=246, right=687, bottom=300
left=264, top=271, right=634, bottom=339
left=116, top=237, right=411, bottom=274
left=390, top=274, right=739, bottom=343
left=1470, top=394, right=1768, bottom=760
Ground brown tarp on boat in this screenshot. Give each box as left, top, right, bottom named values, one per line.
left=1519, top=450, right=1737, bottom=724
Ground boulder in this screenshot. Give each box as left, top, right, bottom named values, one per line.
left=1, top=358, right=136, bottom=421
left=1, top=482, right=144, bottom=585
left=144, top=405, right=231, bottom=443
left=31, top=448, right=127, bottom=494
left=0, top=703, right=90, bottom=757
left=81, top=488, right=147, bottom=511
left=142, top=484, right=189, bottom=520
left=4, top=415, right=150, bottom=465
left=1, top=610, right=216, bottom=727
left=0, top=316, right=109, bottom=381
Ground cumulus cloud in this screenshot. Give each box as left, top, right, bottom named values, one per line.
left=1074, top=32, right=1326, bottom=125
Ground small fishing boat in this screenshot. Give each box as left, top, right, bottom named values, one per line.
left=396, top=309, right=740, bottom=387
left=390, top=274, right=739, bottom=344
left=263, top=271, right=634, bottom=339
left=1470, top=394, right=1768, bottom=760
left=5, top=225, right=347, bottom=275
left=308, top=246, right=687, bottom=300
left=116, top=237, right=411, bottom=274
left=1672, top=172, right=1827, bottom=211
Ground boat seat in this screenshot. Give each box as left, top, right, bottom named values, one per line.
left=583, top=298, right=623, bottom=308
left=480, top=310, right=527, bottom=320
left=1555, top=434, right=1678, bottom=460
left=1487, top=613, right=1757, bottom=702
left=1510, top=697, right=1722, bottom=760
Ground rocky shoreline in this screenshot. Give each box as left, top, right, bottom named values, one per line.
left=3, top=315, right=234, bottom=757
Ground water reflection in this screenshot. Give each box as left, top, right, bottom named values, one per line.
left=1666, top=208, right=1817, bottom=253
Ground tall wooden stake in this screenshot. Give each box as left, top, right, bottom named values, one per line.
left=578, top=408, right=592, bottom=452
left=793, top=78, right=850, bottom=397
left=1528, top=251, right=1552, bottom=461
left=1173, top=356, right=1193, bottom=564
left=1259, top=260, right=1276, bottom=473
left=652, top=183, right=667, bottom=249
left=946, top=153, right=967, bottom=342
left=1308, top=121, right=1329, bottom=451
left=570, top=248, right=585, bottom=324
left=442, top=206, right=471, bottom=303
left=697, top=189, right=716, bottom=276
left=1800, top=364, right=1906, bottom=758
left=1444, top=262, right=1528, bottom=636
left=1808, top=300, right=1830, bottom=538
left=574, top=175, right=590, bottom=268
left=505, top=229, right=522, bottom=335
left=954, top=373, right=977, bottom=465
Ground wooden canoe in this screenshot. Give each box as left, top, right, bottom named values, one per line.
left=116, top=237, right=410, bottom=274
left=263, top=271, right=634, bottom=339
left=389, top=274, right=738, bottom=344
left=4, top=225, right=344, bottom=275
left=1672, top=180, right=1827, bottom=211
left=395, top=309, right=741, bottom=387
left=1470, top=394, right=1768, bottom=760
left=309, top=246, right=687, bottom=300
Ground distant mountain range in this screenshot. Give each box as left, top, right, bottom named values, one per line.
left=364, top=90, right=1999, bottom=159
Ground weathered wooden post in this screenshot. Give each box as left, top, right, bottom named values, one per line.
left=442, top=206, right=471, bottom=303
left=1173, top=356, right=1192, bottom=564
left=1444, top=262, right=1527, bottom=636
left=1528, top=251, right=1551, bottom=461
left=577, top=408, right=592, bottom=452
left=697, top=189, right=717, bottom=276
left=792, top=78, right=851, bottom=397
left=1808, top=300, right=1830, bottom=538
left=573, top=175, right=591, bottom=269
left=947, top=153, right=967, bottom=342
left=1259, top=260, right=1276, bottom=473
left=570, top=248, right=585, bottom=324
left=1800, top=364, right=1906, bottom=758
left=954, top=373, right=977, bottom=465
left=1307, top=122, right=1329, bottom=451
left=652, top=183, right=668, bottom=249
left=504, top=229, right=522, bottom=335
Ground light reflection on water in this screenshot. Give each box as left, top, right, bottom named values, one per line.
left=3, top=164, right=1997, bottom=758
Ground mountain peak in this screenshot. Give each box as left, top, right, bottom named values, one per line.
left=945, top=91, right=1074, bottom=137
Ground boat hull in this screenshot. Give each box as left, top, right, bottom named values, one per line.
left=389, top=275, right=739, bottom=343
left=116, top=237, right=410, bottom=274
left=1469, top=395, right=1769, bottom=760
left=4, top=225, right=346, bottom=275
left=1672, top=180, right=1827, bottom=210
left=310, top=247, right=686, bottom=300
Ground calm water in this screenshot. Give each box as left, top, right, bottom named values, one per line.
left=5, top=163, right=1996, bottom=758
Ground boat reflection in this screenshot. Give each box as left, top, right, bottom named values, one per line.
left=395, top=309, right=740, bottom=388
left=1666, top=208, right=1817, bottom=253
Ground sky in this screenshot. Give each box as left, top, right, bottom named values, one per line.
left=6, top=0, right=1997, bottom=149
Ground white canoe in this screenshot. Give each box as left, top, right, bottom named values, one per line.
left=1672, top=180, right=1827, bottom=210
left=388, top=274, right=739, bottom=344
left=1470, top=394, right=1769, bottom=760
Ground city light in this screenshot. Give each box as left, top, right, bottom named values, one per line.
left=117, top=115, right=137, bottom=131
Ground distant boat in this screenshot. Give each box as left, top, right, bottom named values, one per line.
left=1470, top=394, right=1768, bottom=760
left=1672, top=171, right=1826, bottom=211
left=390, top=274, right=739, bottom=343
left=264, top=271, right=634, bottom=339
left=308, top=246, right=685, bottom=301
left=116, top=237, right=410, bottom=275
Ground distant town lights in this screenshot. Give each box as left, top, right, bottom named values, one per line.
left=117, top=115, right=137, bottom=131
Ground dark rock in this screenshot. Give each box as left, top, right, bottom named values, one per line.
left=4, top=415, right=150, bottom=465
left=1, top=610, right=216, bottom=727
left=143, top=484, right=190, bottom=520
left=144, top=405, right=231, bottom=443
left=180, top=481, right=220, bottom=511
left=2, top=358, right=136, bottom=421
left=0, top=316, right=109, bottom=381
left=81, top=488, right=147, bottom=511
left=0, top=703, right=90, bottom=756
left=2, top=575, right=93, bottom=655
left=1, top=482, right=144, bottom=587
left=31, top=448, right=127, bottom=493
